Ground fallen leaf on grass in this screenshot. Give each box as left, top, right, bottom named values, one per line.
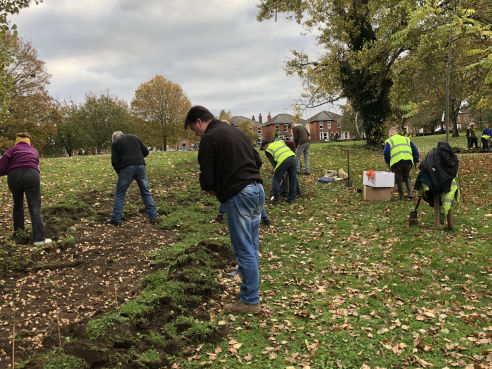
left=414, top=355, right=433, bottom=367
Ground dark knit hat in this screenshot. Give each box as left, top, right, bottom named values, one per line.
left=260, top=140, right=271, bottom=150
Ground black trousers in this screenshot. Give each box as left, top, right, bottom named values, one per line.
left=481, top=137, right=489, bottom=150
left=7, top=168, right=46, bottom=242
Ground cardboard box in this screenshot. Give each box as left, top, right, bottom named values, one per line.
left=363, top=186, right=393, bottom=201
left=363, top=171, right=395, bottom=187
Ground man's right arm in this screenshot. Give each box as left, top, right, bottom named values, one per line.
left=198, top=138, right=216, bottom=192
left=253, top=148, right=262, bottom=170
left=383, top=143, right=391, bottom=165
left=139, top=138, right=149, bottom=157
left=265, top=152, right=276, bottom=168
left=111, top=144, right=120, bottom=173
left=0, top=150, right=11, bottom=176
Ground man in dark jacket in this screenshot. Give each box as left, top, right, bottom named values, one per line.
left=108, top=131, right=157, bottom=226
left=291, top=123, right=311, bottom=174
left=185, top=106, right=264, bottom=314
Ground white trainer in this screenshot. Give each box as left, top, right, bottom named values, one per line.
left=33, top=238, right=53, bottom=246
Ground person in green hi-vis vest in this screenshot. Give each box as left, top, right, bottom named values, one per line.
left=383, top=127, right=420, bottom=200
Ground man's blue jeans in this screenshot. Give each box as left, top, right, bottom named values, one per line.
left=273, top=156, right=297, bottom=202
left=223, top=182, right=265, bottom=305
left=296, top=142, right=310, bottom=174
left=111, top=165, right=157, bottom=222
left=219, top=202, right=267, bottom=219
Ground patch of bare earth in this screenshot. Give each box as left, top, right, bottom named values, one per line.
left=0, top=198, right=175, bottom=367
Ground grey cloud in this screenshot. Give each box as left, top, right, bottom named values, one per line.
left=12, top=1, right=329, bottom=117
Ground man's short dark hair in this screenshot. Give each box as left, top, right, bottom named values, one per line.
left=184, top=106, right=215, bottom=129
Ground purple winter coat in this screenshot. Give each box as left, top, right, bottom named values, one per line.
left=0, top=142, right=40, bottom=176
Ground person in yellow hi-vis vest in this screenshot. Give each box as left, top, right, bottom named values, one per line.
left=261, top=139, right=298, bottom=204
left=481, top=124, right=492, bottom=151
left=383, top=127, right=420, bottom=200
left=414, top=142, right=460, bottom=231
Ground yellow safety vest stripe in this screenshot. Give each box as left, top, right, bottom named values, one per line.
left=267, top=141, right=295, bottom=169
left=385, top=135, right=414, bottom=167
left=441, top=177, right=460, bottom=217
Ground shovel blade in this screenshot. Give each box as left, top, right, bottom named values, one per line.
left=409, top=211, right=418, bottom=226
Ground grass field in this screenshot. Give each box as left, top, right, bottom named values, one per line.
left=0, top=134, right=490, bottom=368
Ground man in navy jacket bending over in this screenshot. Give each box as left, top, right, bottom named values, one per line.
left=108, top=131, right=158, bottom=226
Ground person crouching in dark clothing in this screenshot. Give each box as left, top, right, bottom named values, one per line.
left=261, top=139, right=298, bottom=204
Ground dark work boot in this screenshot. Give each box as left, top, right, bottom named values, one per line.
left=405, top=178, right=413, bottom=199
left=397, top=182, right=405, bottom=200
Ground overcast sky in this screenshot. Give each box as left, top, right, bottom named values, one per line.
left=10, top=0, right=339, bottom=119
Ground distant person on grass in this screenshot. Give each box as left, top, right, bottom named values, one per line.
left=383, top=127, right=419, bottom=200
left=466, top=125, right=472, bottom=149
left=108, top=131, right=157, bottom=226
left=290, top=122, right=311, bottom=175
left=261, top=138, right=300, bottom=199
left=185, top=105, right=264, bottom=314
left=481, top=124, right=491, bottom=151
left=468, top=123, right=478, bottom=149
left=261, top=139, right=298, bottom=204
left=0, top=132, right=52, bottom=245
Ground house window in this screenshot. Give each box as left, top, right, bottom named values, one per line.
left=257, top=127, right=261, bottom=134
left=337, top=122, right=341, bottom=128
left=284, top=124, right=289, bottom=131
left=319, top=123, right=323, bottom=129
left=276, top=125, right=279, bottom=132
left=327, top=122, right=331, bottom=129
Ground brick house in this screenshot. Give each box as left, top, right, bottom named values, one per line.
left=231, top=110, right=348, bottom=145
left=307, top=111, right=346, bottom=141
left=259, top=113, right=307, bottom=141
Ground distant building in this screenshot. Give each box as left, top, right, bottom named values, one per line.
left=231, top=109, right=351, bottom=144
left=307, top=111, right=345, bottom=141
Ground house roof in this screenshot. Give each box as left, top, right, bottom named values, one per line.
left=269, top=113, right=307, bottom=125
left=230, top=116, right=256, bottom=126
left=308, top=110, right=341, bottom=122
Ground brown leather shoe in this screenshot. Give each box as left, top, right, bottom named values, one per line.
left=224, top=301, right=261, bottom=314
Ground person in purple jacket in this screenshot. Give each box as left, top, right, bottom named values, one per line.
left=0, top=132, right=52, bottom=245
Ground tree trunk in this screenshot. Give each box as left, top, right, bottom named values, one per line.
left=451, top=109, right=460, bottom=137
left=163, top=136, right=167, bottom=152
